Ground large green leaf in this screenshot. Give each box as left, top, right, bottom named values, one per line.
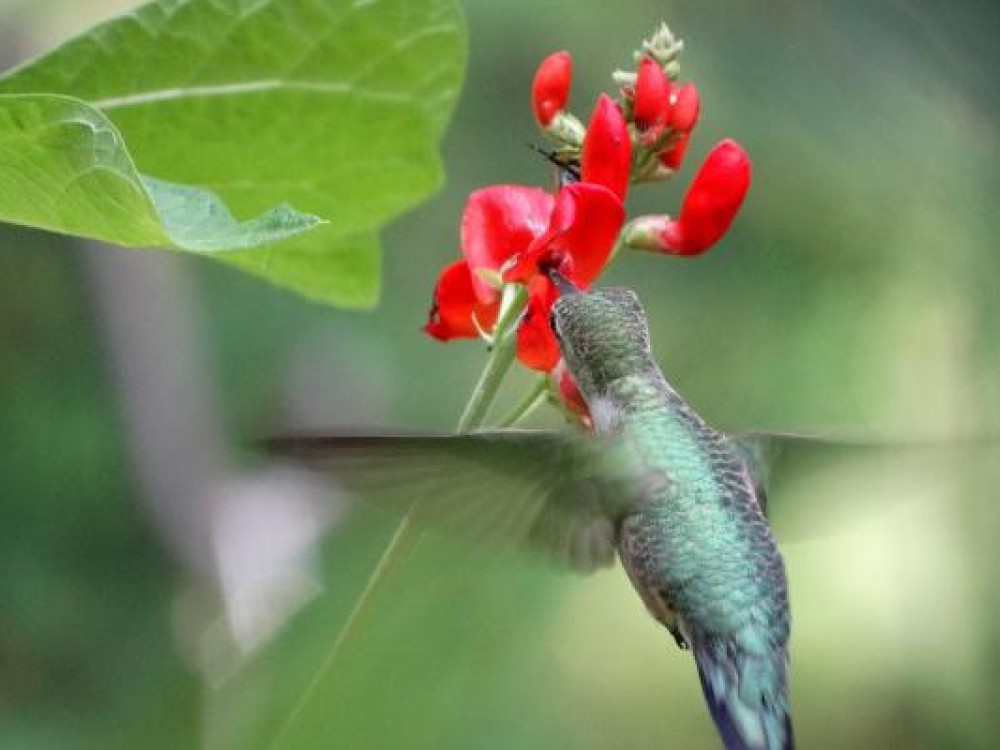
left=0, top=0, right=466, bottom=306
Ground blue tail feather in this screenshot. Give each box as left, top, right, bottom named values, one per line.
left=692, top=631, right=794, bottom=750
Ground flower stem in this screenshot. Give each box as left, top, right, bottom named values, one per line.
left=497, top=376, right=549, bottom=428
left=608, top=221, right=631, bottom=263
left=457, top=284, right=528, bottom=431
left=457, top=339, right=517, bottom=431
left=270, top=514, right=420, bottom=746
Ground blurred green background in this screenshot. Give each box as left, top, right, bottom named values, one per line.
left=1, top=0, right=999, bottom=748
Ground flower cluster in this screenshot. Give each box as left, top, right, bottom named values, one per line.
left=424, top=24, right=751, bottom=381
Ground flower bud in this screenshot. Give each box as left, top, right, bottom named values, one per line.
left=660, top=139, right=751, bottom=255
left=658, top=132, right=691, bottom=171
left=531, top=51, right=573, bottom=128
left=668, top=82, right=700, bottom=133
left=580, top=94, right=632, bottom=201
left=633, top=56, right=671, bottom=129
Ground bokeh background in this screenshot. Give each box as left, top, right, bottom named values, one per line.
left=1, top=0, right=999, bottom=748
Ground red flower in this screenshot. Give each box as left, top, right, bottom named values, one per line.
left=633, top=56, right=671, bottom=129
left=633, top=139, right=751, bottom=256
left=580, top=94, right=632, bottom=201
left=425, top=179, right=625, bottom=371
left=531, top=51, right=572, bottom=128
left=425, top=185, right=554, bottom=344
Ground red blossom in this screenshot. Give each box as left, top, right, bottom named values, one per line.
left=633, top=56, right=671, bottom=129
left=580, top=94, right=632, bottom=201
left=516, top=276, right=561, bottom=371
left=643, top=139, right=751, bottom=256
left=425, top=179, right=625, bottom=371
left=423, top=260, right=499, bottom=341
left=531, top=51, right=573, bottom=128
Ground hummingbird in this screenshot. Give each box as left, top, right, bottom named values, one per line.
left=270, top=285, right=793, bottom=749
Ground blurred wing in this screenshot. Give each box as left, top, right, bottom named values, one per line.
left=730, top=430, right=1000, bottom=539
left=727, top=432, right=774, bottom=515
left=265, top=431, right=628, bottom=573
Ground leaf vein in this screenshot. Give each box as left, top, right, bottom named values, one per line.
left=93, top=78, right=413, bottom=110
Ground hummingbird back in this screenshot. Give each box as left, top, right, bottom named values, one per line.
left=616, top=386, right=793, bottom=750
left=552, top=287, right=794, bottom=750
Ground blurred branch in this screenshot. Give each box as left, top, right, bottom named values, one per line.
left=82, top=243, right=225, bottom=576
left=82, top=243, right=333, bottom=666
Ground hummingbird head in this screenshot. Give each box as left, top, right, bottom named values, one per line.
left=549, top=287, right=655, bottom=399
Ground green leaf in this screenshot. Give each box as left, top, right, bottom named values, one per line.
left=0, top=0, right=467, bottom=307
left=0, top=93, right=321, bottom=251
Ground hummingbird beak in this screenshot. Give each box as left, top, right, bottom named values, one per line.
left=546, top=268, right=581, bottom=296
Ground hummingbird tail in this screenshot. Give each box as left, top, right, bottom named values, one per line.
left=690, top=629, right=794, bottom=750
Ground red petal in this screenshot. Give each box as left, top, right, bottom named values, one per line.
left=502, top=182, right=624, bottom=288
left=580, top=94, right=632, bottom=201
left=461, top=185, right=554, bottom=304
left=659, top=131, right=691, bottom=170
left=661, top=139, right=751, bottom=255
left=553, top=359, right=590, bottom=420
left=423, top=260, right=499, bottom=341
left=633, top=57, right=671, bottom=129
left=516, top=276, right=561, bottom=372
left=531, top=51, right=572, bottom=128
left=668, top=82, right=700, bottom=134
left=548, top=182, right=626, bottom=286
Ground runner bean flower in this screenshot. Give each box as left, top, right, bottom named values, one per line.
left=424, top=22, right=753, bottom=422
left=424, top=176, right=626, bottom=370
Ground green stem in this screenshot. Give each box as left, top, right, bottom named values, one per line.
left=497, top=376, right=549, bottom=428
left=270, top=515, right=420, bottom=747
left=457, top=284, right=527, bottom=431
left=608, top=222, right=630, bottom=263
left=457, top=337, right=518, bottom=431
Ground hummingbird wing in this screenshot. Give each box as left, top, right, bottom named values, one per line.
left=727, top=432, right=776, bottom=516
left=729, top=430, right=1000, bottom=538
left=265, top=431, right=631, bottom=573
